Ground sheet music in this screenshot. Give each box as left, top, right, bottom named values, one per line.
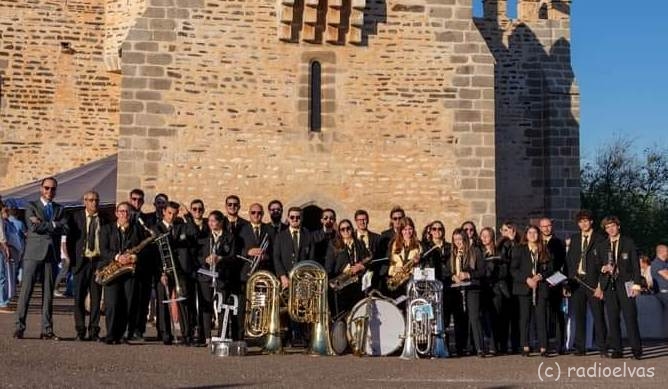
left=412, top=267, right=435, bottom=281
left=546, top=271, right=567, bottom=286
left=624, top=281, right=635, bottom=298
left=361, top=270, right=373, bottom=291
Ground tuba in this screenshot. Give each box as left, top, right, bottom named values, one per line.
left=244, top=270, right=283, bottom=354
left=95, top=229, right=157, bottom=286
left=400, top=278, right=448, bottom=359
left=288, top=260, right=335, bottom=356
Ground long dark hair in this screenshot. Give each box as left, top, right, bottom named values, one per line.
left=480, top=226, right=496, bottom=256
left=333, top=219, right=356, bottom=251
left=521, top=225, right=550, bottom=264
left=451, top=228, right=476, bottom=271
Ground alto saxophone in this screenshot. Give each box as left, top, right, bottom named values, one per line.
left=387, top=245, right=438, bottom=291
left=95, top=228, right=157, bottom=285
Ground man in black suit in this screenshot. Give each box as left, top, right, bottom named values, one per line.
left=597, top=216, right=642, bottom=359
left=354, top=209, right=381, bottom=289
left=539, top=217, right=567, bottom=354
left=376, top=206, right=404, bottom=289
left=67, top=190, right=108, bottom=341
left=14, top=177, right=69, bottom=340
left=312, top=208, right=336, bottom=265
left=152, top=201, right=198, bottom=345
left=565, top=209, right=607, bottom=357
left=273, top=206, right=315, bottom=290
left=237, top=203, right=276, bottom=339
left=99, top=202, right=145, bottom=344
left=224, top=195, right=249, bottom=244
left=267, top=199, right=288, bottom=234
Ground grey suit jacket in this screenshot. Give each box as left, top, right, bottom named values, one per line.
left=24, top=199, right=69, bottom=262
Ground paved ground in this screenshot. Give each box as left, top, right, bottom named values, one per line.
left=1, top=291, right=666, bottom=388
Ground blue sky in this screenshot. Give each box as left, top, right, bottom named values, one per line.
left=473, top=1, right=668, bottom=160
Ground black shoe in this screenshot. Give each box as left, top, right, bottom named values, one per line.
left=163, top=338, right=173, bottom=346
left=40, top=332, right=60, bottom=341
left=104, top=337, right=115, bottom=345
left=74, top=333, right=87, bottom=341
left=574, top=350, right=586, bottom=356
left=610, top=351, right=623, bottom=359
left=521, top=349, right=531, bottom=357
left=600, top=351, right=609, bottom=358
left=631, top=351, right=642, bottom=360
left=13, top=330, right=24, bottom=339
left=540, top=351, right=550, bottom=358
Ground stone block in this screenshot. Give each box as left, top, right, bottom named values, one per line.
left=147, top=53, right=173, bottom=65
left=136, top=114, right=166, bottom=127
left=140, top=66, right=166, bottom=77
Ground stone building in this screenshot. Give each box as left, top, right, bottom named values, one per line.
left=0, top=0, right=579, bottom=233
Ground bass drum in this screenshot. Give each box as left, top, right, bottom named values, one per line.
left=346, top=296, right=405, bottom=356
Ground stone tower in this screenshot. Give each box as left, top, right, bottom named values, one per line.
left=0, top=0, right=580, bottom=233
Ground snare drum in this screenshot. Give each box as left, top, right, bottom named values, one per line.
left=346, top=296, right=405, bottom=356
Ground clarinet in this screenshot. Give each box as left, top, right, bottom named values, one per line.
left=457, top=250, right=467, bottom=313
left=607, top=251, right=617, bottom=292
left=531, top=250, right=537, bottom=307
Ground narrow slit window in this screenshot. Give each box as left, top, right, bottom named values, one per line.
left=309, top=61, right=321, bottom=132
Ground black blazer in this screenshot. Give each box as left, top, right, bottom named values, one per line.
left=151, top=221, right=198, bottom=277
left=325, top=239, right=370, bottom=278
left=99, top=223, right=144, bottom=269
left=545, top=236, right=567, bottom=274
left=356, top=230, right=381, bottom=258
left=67, top=209, right=110, bottom=274
left=269, top=221, right=289, bottom=235
left=511, top=245, right=553, bottom=297
left=595, top=235, right=641, bottom=290
left=312, top=228, right=336, bottom=265
left=273, top=227, right=315, bottom=278
left=453, top=246, right=484, bottom=289
left=566, top=231, right=606, bottom=287
left=196, top=231, right=235, bottom=288
left=238, top=222, right=276, bottom=280
left=420, top=241, right=452, bottom=286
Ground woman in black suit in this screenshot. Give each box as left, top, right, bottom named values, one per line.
left=195, top=210, right=235, bottom=344
left=325, top=219, right=370, bottom=317
left=511, top=225, right=553, bottom=357
left=451, top=228, right=485, bottom=357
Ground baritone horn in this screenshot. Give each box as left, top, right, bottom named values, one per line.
left=400, top=278, right=448, bottom=359
left=245, top=270, right=283, bottom=354
left=288, top=260, right=335, bottom=356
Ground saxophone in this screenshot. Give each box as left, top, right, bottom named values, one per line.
left=95, top=229, right=156, bottom=286
left=387, top=245, right=437, bottom=291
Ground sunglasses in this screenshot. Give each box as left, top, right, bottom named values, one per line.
left=463, top=228, right=474, bottom=232
left=431, top=227, right=444, bottom=231
left=250, top=210, right=263, bottom=215
left=391, top=216, right=403, bottom=221
left=339, top=226, right=352, bottom=232
left=191, top=207, right=203, bottom=212
left=269, top=208, right=282, bottom=213
left=288, top=215, right=301, bottom=221
left=227, top=203, right=240, bottom=207
left=43, top=186, right=57, bottom=191
left=322, top=216, right=334, bottom=221
left=130, top=197, right=143, bottom=201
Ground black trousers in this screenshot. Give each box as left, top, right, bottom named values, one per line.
left=485, top=284, right=510, bottom=353
left=605, top=281, right=641, bottom=354
left=196, top=277, right=219, bottom=341
left=518, top=294, right=549, bottom=350
left=73, top=259, right=103, bottom=336
left=443, top=287, right=468, bottom=354
left=465, top=289, right=484, bottom=353
left=104, top=275, right=135, bottom=341
left=548, top=287, right=566, bottom=352
left=571, top=284, right=607, bottom=352
left=130, top=267, right=154, bottom=337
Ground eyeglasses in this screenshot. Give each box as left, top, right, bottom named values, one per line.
left=43, top=186, right=57, bottom=191
left=289, top=215, right=301, bottom=221
left=227, top=202, right=240, bottom=207
left=250, top=211, right=263, bottom=215
left=355, top=218, right=368, bottom=223
left=269, top=208, right=282, bottom=213
left=339, top=226, right=352, bottom=232
left=191, top=207, right=203, bottom=212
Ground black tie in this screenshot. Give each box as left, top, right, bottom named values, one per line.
left=87, top=215, right=97, bottom=252
left=292, top=230, right=299, bottom=257
left=254, top=226, right=260, bottom=241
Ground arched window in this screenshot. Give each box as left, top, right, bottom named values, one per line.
left=309, top=61, right=321, bottom=132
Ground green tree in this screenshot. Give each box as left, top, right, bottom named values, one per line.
left=581, top=137, right=668, bottom=254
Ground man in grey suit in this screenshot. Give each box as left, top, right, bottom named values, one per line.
left=14, top=177, right=69, bottom=340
